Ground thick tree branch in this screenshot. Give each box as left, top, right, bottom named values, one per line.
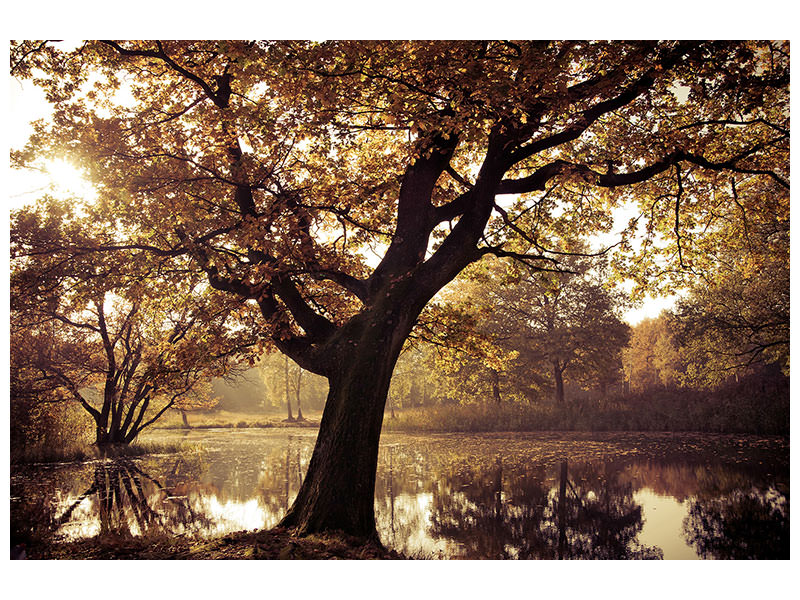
left=308, top=269, right=368, bottom=302
left=273, top=276, right=337, bottom=340
left=50, top=368, right=102, bottom=421
left=476, top=246, right=562, bottom=270
left=506, top=42, right=696, bottom=167
left=680, top=151, right=789, bottom=189
left=497, top=147, right=789, bottom=196
left=678, top=118, right=789, bottom=136
left=369, top=134, right=458, bottom=296
left=100, top=41, right=231, bottom=109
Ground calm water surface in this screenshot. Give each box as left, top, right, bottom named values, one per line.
left=11, top=429, right=788, bottom=559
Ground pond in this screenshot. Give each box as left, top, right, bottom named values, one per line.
left=11, top=429, right=789, bottom=559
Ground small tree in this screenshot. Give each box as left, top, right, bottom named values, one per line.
left=174, top=381, right=220, bottom=428
left=458, top=255, right=630, bottom=403
left=623, top=315, right=683, bottom=392
left=11, top=289, right=252, bottom=445
left=10, top=205, right=259, bottom=446
left=258, top=352, right=327, bottom=418
left=423, top=293, right=520, bottom=405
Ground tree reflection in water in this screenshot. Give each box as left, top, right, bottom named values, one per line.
left=561, top=461, right=662, bottom=559
left=255, top=435, right=312, bottom=522
left=428, top=458, right=662, bottom=559
left=12, top=432, right=789, bottom=559
left=59, top=459, right=216, bottom=540
left=374, top=444, right=452, bottom=557
left=683, top=488, right=788, bottom=559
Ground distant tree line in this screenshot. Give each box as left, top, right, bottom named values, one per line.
left=385, top=228, right=788, bottom=412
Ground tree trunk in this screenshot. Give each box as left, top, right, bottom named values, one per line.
left=295, top=368, right=304, bottom=421
left=95, top=418, right=127, bottom=446
left=181, top=409, right=190, bottom=429
left=491, top=368, right=501, bottom=404
left=278, top=317, right=406, bottom=541
left=275, top=150, right=499, bottom=540
left=285, top=355, right=295, bottom=422
left=92, top=390, right=169, bottom=446
left=553, top=361, right=565, bottom=403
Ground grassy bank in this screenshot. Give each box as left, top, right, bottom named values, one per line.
left=12, top=411, right=321, bottom=465
left=153, top=409, right=320, bottom=430
left=10, top=440, right=199, bottom=466
left=383, top=387, right=789, bottom=435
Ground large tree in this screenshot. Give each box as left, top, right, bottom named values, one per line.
left=427, top=254, right=630, bottom=404
left=10, top=40, right=789, bottom=540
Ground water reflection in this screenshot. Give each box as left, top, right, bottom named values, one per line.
left=423, top=458, right=661, bottom=559
left=683, top=488, right=789, bottom=559
left=255, top=435, right=312, bottom=518
left=51, top=459, right=215, bottom=541
left=84, top=460, right=213, bottom=538
left=11, top=431, right=788, bottom=559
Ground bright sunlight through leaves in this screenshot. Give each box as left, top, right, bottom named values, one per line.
left=43, top=159, right=98, bottom=203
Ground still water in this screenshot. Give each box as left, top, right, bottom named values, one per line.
left=11, top=429, right=788, bottom=559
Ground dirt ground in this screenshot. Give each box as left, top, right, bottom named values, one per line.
left=26, top=527, right=404, bottom=560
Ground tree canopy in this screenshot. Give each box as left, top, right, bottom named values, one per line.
left=428, top=254, right=629, bottom=404
left=11, top=41, right=788, bottom=368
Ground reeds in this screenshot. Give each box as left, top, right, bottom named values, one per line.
left=383, top=386, right=788, bottom=435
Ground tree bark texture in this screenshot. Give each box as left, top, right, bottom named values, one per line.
left=278, top=310, right=412, bottom=540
